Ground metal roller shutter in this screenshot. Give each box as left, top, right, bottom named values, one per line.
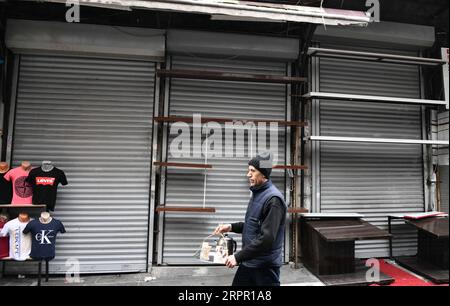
left=11, top=54, right=155, bottom=273
left=160, top=56, right=287, bottom=264
left=440, top=167, right=449, bottom=213
left=318, top=45, right=424, bottom=258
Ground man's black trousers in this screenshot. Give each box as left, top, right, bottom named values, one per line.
left=232, top=265, right=281, bottom=286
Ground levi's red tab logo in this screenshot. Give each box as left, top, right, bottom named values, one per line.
left=36, top=177, right=55, bottom=186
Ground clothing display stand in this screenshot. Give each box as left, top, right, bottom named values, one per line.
left=0, top=258, right=48, bottom=286
left=0, top=204, right=47, bottom=219
left=0, top=204, right=48, bottom=286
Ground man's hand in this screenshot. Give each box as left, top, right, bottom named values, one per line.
left=213, top=223, right=232, bottom=235
left=225, top=255, right=237, bottom=268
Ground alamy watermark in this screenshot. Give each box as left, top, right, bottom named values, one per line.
left=365, top=258, right=381, bottom=283
left=65, top=258, right=82, bottom=283
left=66, top=0, right=80, bottom=23
left=168, top=114, right=280, bottom=166
left=366, top=0, right=381, bottom=22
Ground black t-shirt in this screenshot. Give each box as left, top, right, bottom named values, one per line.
left=23, top=218, right=66, bottom=260
left=0, top=173, right=13, bottom=204
left=26, top=167, right=68, bottom=211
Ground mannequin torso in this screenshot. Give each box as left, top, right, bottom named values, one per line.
left=0, top=214, right=8, bottom=223
left=18, top=213, right=30, bottom=223
left=3, top=162, right=33, bottom=205
left=0, top=162, right=10, bottom=174
left=41, top=161, right=54, bottom=173
left=39, top=212, right=52, bottom=224
left=21, top=161, right=31, bottom=171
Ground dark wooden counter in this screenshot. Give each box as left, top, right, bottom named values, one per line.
left=389, top=215, right=449, bottom=283
left=301, top=216, right=391, bottom=278
left=406, top=218, right=449, bottom=239
left=306, top=219, right=392, bottom=242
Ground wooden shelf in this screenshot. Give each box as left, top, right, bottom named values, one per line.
left=154, top=116, right=306, bottom=127
left=156, top=69, right=307, bottom=84
left=274, top=165, right=308, bottom=170
left=154, top=162, right=213, bottom=169
left=0, top=204, right=47, bottom=209
left=288, top=208, right=309, bottom=214
left=155, top=206, right=216, bottom=213
left=154, top=162, right=307, bottom=170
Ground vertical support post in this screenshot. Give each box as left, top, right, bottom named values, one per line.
left=388, top=216, right=393, bottom=259
left=1, top=261, right=5, bottom=278
left=5, top=55, right=20, bottom=164
left=45, top=260, right=49, bottom=282
left=157, top=56, right=171, bottom=265
left=311, top=45, right=321, bottom=213
left=38, top=260, right=42, bottom=287
left=419, top=55, right=432, bottom=211
left=147, top=62, right=161, bottom=271
left=286, top=63, right=293, bottom=266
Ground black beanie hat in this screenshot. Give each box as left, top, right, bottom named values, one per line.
left=248, top=151, right=273, bottom=179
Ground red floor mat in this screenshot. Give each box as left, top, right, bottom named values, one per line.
left=376, top=260, right=448, bottom=286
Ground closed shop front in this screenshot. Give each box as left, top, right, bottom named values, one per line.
left=310, top=23, right=435, bottom=258
left=157, top=30, right=298, bottom=264
left=5, top=20, right=164, bottom=273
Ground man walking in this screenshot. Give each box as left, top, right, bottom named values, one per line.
left=214, top=151, right=287, bottom=286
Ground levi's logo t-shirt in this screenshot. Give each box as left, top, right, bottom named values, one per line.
left=36, top=177, right=56, bottom=185
left=26, top=167, right=68, bottom=211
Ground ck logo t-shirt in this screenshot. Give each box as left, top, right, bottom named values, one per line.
left=3, top=167, right=33, bottom=205
left=23, top=218, right=66, bottom=260
left=26, top=167, right=68, bottom=211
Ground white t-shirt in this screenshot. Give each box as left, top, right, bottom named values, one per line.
left=0, top=218, right=32, bottom=261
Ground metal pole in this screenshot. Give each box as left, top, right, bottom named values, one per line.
left=38, top=260, right=42, bottom=287
left=5, top=55, right=20, bottom=164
